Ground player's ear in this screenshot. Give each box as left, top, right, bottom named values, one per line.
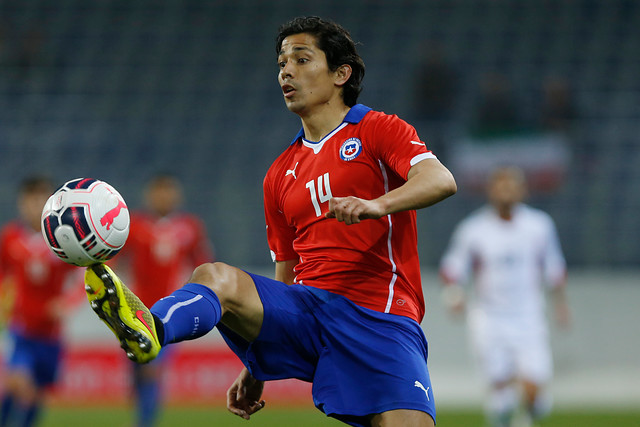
left=334, top=64, right=352, bottom=86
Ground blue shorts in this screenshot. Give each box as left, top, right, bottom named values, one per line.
left=6, top=331, right=62, bottom=387
left=218, top=273, right=436, bottom=426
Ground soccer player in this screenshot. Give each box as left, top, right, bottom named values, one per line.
left=124, top=174, right=214, bottom=427
left=84, top=16, right=456, bottom=427
left=439, top=166, right=570, bottom=427
left=0, top=177, right=81, bottom=427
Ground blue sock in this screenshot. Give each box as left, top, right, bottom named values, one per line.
left=22, top=404, right=40, bottom=427
left=1, top=395, right=14, bottom=427
left=150, top=283, right=221, bottom=346
left=134, top=365, right=161, bottom=427
left=136, top=379, right=160, bottom=427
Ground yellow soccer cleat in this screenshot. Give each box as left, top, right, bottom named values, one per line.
left=84, top=264, right=161, bottom=363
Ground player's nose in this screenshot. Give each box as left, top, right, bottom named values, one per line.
left=280, top=61, right=295, bottom=79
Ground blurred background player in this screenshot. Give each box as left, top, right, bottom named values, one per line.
left=122, top=173, right=214, bottom=427
left=0, top=177, right=82, bottom=427
left=439, top=166, right=570, bottom=427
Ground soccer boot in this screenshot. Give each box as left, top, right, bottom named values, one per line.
left=84, top=263, right=161, bottom=363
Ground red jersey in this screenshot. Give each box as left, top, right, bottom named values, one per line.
left=0, top=221, right=77, bottom=340
left=124, top=212, right=214, bottom=307
left=263, top=104, right=436, bottom=322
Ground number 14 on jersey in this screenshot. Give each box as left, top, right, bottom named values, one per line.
left=305, top=173, right=332, bottom=217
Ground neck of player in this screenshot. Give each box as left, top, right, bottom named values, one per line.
left=299, top=100, right=351, bottom=142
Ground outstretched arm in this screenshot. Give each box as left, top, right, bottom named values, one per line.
left=326, top=158, right=456, bottom=225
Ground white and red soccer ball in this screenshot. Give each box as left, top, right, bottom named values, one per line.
left=41, top=178, right=130, bottom=266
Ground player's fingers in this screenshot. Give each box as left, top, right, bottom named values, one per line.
left=228, top=407, right=249, bottom=420
left=343, top=211, right=356, bottom=225
left=351, top=204, right=366, bottom=224
left=326, top=197, right=340, bottom=219
left=228, top=400, right=251, bottom=420
left=226, top=398, right=245, bottom=419
left=340, top=203, right=361, bottom=225
left=248, top=400, right=266, bottom=415
left=227, top=387, right=249, bottom=419
left=329, top=197, right=368, bottom=224
left=229, top=399, right=264, bottom=420
left=225, top=385, right=236, bottom=407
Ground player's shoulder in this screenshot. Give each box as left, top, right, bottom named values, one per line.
left=453, top=207, right=491, bottom=237
left=176, top=212, right=206, bottom=227
left=265, top=144, right=297, bottom=181
left=130, top=211, right=159, bottom=229
left=515, top=205, right=558, bottom=237
left=463, top=206, right=492, bottom=225
left=0, top=221, right=23, bottom=239
left=131, top=211, right=153, bottom=222
left=360, top=107, right=408, bottom=128
left=356, top=107, right=418, bottom=150
left=518, top=204, right=555, bottom=224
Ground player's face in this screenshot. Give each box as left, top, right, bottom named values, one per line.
left=277, top=33, right=343, bottom=115
left=147, top=181, right=182, bottom=217
left=19, top=190, right=50, bottom=231
left=488, top=174, right=526, bottom=210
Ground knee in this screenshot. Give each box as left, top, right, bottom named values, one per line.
left=521, top=380, right=540, bottom=405
left=4, top=372, right=38, bottom=405
left=190, top=262, right=242, bottom=298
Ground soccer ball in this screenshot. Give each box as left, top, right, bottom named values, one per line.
left=41, top=178, right=130, bottom=266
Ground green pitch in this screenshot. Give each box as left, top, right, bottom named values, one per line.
left=40, top=406, right=640, bottom=427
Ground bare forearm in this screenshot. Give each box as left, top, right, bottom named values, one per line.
left=326, top=158, right=456, bottom=225
left=275, top=259, right=297, bottom=285
left=377, top=158, right=457, bottom=215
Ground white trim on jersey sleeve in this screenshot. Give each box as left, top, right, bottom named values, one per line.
left=410, top=152, right=436, bottom=166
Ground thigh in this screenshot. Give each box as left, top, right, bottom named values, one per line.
left=468, top=312, right=516, bottom=384
left=217, top=275, right=325, bottom=382
left=7, top=333, right=36, bottom=378
left=191, top=263, right=264, bottom=342
left=515, top=330, right=552, bottom=384
left=312, top=297, right=436, bottom=425
left=7, top=333, right=61, bottom=388
left=33, top=339, right=62, bottom=387
left=371, top=409, right=435, bottom=427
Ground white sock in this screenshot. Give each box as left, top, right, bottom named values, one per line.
left=487, top=385, right=518, bottom=427
left=529, top=390, right=553, bottom=421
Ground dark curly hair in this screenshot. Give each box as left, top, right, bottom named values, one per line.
left=20, top=176, right=53, bottom=195
left=276, top=16, right=365, bottom=107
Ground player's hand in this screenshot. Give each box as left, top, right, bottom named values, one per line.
left=555, top=301, right=571, bottom=330
left=325, top=196, right=385, bottom=225
left=227, top=367, right=266, bottom=420
left=441, top=284, right=466, bottom=317
left=47, top=297, right=67, bottom=321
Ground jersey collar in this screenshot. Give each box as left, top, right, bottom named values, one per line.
left=289, top=104, right=372, bottom=145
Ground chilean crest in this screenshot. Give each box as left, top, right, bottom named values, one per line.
left=339, top=138, right=362, bottom=161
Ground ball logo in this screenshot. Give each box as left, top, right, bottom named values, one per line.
left=339, top=138, right=362, bottom=161
left=100, top=199, right=128, bottom=230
